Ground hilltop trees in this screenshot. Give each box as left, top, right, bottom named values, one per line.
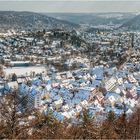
left=0, top=90, right=140, bottom=139
left=100, top=111, right=119, bottom=139
left=27, top=111, right=69, bottom=139
left=100, top=109, right=140, bottom=139
left=0, top=90, right=66, bottom=139
left=0, top=91, right=29, bottom=139
left=77, top=109, right=99, bottom=139
left=63, top=109, right=100, bottom=139
left=127, top=107, right=140, bottom=139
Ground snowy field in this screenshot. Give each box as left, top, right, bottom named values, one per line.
left=4, top=66, right=46, bottom=76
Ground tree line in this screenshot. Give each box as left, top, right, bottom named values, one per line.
left=0, top=91, right=140, bottom=139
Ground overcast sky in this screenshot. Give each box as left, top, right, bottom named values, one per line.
left=0, top=0, right=140, bottom=13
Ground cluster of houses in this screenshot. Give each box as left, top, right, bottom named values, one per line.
left=0, top=30, right=91, bottom=72
left=0, top=29, right=140, bottom=122
left=1, top=29, right=140, bottom=71
left=82, top=31, right=140, bottom=67
left=1, top=63, right=140, bottom=122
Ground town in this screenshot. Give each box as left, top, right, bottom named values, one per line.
left=0, top=27, right=140, bottom=122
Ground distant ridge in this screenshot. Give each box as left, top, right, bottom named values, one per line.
left=121, top=14, right=140, bottom=30
left=0, top=11, right=80, bottom=31
left=46, top=13, right=135, bottom=26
